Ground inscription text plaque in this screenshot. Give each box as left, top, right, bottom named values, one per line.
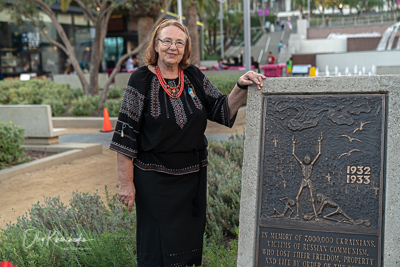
left=256, top=94, right=385, bottom=267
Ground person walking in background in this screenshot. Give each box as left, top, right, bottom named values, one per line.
left=109, top=19, right=266, bottom=267
left=278, top=40, right=284, bottom=53
left=287, top=57, right=293, bottom=76
left=266, top=51, right=275, bottom=65
left=276, top=19, right=280, bottom=31
left=265, top=20, right=271, bottom=33
left=286, top=19, right=292, bottom=31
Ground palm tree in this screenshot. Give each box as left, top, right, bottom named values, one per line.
left=130, top=1, right=164, bottom=66
left=184, top=0, right=200, bottom=66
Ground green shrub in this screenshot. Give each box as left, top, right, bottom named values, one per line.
left=206, top=135, right=244, bottom=243
left=0, top=136, right=245, bottom=265
left=68, top=95, right=100, bottom=116
left=208, top=74, right=241, bottom=95
left=0, top=80, right=73, bottom=105
left=70, top=88, right=85, bottom=99
left=203, top=227, right=239, bottom=266
left=0, top=120, right=26, bottom=170
left=0, top=188, right=137, bottom=266
left=106, top=86, right=124, bottom=99
left=0, top=80, right=76, bottom=116
left=106, top=99, right=122, bottom=117
left=42, top=98, right=67, bottom=116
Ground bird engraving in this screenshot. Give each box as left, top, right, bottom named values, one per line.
left=340, top=134, right=362, bottom=143
left=338, top=149, right=362, bottom=159
left=352, top=121, right=372, bottom=134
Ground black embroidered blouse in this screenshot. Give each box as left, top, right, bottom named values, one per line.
left=109, top=64, right=236, bottom=175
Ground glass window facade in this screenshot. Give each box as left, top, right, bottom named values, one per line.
left=0, top=8, right=94, bottom=79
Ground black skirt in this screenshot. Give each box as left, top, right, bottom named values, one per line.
left=134, top=166, right=207, bottom=267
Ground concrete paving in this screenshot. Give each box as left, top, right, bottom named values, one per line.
left=59, top=132, right=114, bottom=148
left=59, top=131, right=233, bottom=148
left=0, top=142, right=102, bottom=182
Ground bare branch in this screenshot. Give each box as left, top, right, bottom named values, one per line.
left=101, top=0, right=173, bottom=102
left=74, top=0, right=96, bottom=22
left=15, top=3, right=69, bottom=55
left=29, top=0, right=55, bottom=14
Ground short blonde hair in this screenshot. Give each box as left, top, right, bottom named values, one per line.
left=144, top=19, right=191, bottom=69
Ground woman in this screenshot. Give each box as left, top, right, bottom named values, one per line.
left=109, top=19, right=266, bottom=266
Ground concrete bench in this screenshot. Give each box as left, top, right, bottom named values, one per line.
left=0, top=105, right=68, bottom=145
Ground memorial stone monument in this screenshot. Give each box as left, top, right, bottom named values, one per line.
left=237, top=75, right=400, bottom=267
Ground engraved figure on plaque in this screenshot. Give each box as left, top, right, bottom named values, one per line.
left=256, top=94, right=384, bottom=267
left=271, top=197, right=296, bottom=218
left=315, top=193, right=371, bottom=226
left=292, top=133, right=323, bottom=220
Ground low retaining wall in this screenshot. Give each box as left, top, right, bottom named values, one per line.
left=53, top=117, right=118, bottom=129
left=53, top=73, right=108, bottom=89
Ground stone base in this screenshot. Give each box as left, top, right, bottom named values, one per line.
left=23, top=137, right=60, bottom=145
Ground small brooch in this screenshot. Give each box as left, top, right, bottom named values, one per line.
left=188, top=87, right=196, bottom=98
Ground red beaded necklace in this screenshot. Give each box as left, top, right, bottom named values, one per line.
left=155, top=66, right=184, bottom=99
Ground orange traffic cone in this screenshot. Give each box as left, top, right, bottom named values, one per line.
left=101, top=108, right=113, bottom=132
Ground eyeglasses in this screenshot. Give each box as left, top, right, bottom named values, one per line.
left=157, top=38, right=186, bottom=48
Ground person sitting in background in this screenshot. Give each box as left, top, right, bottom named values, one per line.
left=218, top=58, right=225, bottom=70
left=251, top=56, right=260, bottom=73
left=23, top=62, right=30, bottom=72
left=233, top=56, right=240, bottom=66
left=107, top=56, right=116, bottom=69
left=64, top=64, right=75, bottom=75
left=225, top=57, right=234, bottom=66
left=132, top=55, right=139, bottom=68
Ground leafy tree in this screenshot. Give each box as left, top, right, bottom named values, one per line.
left=168, top=0, right=204, bottom=65
left=315, top=0, right=329, bottom=19
left=292, top=0, right=308, bottom=16
left=1, top=0, right=172, bottom=104
left=200, top=0, right=244, bottom=57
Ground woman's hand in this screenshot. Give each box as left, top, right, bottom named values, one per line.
left=228, top=71, right=266, bottom=119
left=118, top=182, right=136, bottom=212
left=237, top=71, right=266, bottom=90
left=117, top=153, right=135, bottom=212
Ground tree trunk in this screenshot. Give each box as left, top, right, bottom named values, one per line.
left=138, top=16, right=155, bottom=66
left=213, top=23, right=217, bottom=54
left=89, top=11, right=112, bottom=96
left=88, top=22, right=102, bottom=96
left=185, top=1, right=200, bottom=66
left=25, top=0, right=90, bottom=94
left=226, top=20, right=242, bottom=50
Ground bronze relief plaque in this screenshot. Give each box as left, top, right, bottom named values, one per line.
left=256, top=94, right=385, bottom=267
